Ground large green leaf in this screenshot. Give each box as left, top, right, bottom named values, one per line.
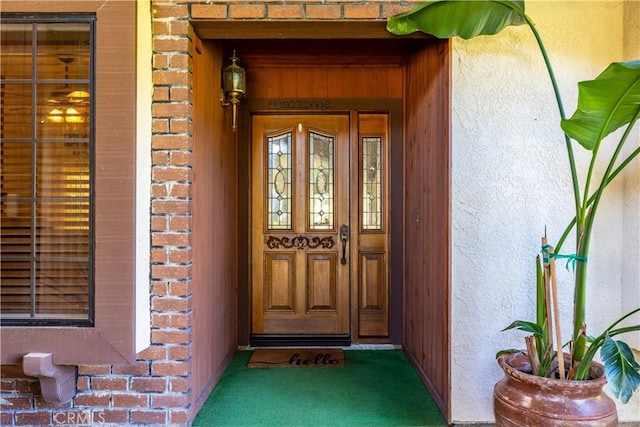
left=561, top=60, right=640, bottom=151
left=601, top=335, right=640, bottom=404
left=386, top=0, right=526, bottom=39
left=502, top=320, right=545, bottom=337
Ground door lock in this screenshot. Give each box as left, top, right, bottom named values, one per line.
left=340, top=224, right=349, bottom=265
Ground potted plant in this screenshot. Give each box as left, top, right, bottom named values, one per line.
left=387, top=0, right=640, bottom=424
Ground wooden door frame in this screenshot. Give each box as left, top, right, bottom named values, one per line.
left=238, top=99, right=403, bottom=346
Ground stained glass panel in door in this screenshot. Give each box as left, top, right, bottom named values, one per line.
left=362, top=137, right=382, bottom=230
left=266, top=132, right=292, bottom=230
left=309, top=132, right=334, bottom=230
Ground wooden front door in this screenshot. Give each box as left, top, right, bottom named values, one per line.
left=251, top=114, right=350, bottom=337
left=251, top=112, right=391, bottom=342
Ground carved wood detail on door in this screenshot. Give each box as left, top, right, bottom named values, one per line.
left=265, top=235, right=336, bottom=250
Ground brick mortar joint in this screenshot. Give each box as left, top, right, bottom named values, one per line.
left=151, top=71, right=191, bottom=76
left=149, top=311, right=193, bottom=317
left=149, top=216, right=191, bottom=220
left=153, top=33, right=190, bottom=39
left=151, top=278, right=193, bottom=284
left=151, top=242, right=191, bottom=246
left=151, top=261, right=191, bottom=265
left=151, top=97, right=192, bottom=101
left=153, top=17, right=191, bottom=22
left=151, top=165, right=193, bottom=169
left=151, top=188, right=193, bottom=193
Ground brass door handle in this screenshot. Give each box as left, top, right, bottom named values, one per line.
left=340, top=224, right=349, bottom=265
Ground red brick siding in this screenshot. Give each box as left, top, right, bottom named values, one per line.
left=190, top=0, right=420, bottom=20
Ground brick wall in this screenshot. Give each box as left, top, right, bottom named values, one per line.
left=189, top=2, right=415, bottom=20
left=0, top=1, right=416, bottom=425
left=1, top=347, right=189, bottom=425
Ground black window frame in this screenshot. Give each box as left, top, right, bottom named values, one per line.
left=0, top=14, right=96, bottom=327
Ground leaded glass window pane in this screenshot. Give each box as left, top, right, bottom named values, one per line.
left=362, top=137, right=382, bottom=230
left=309, top=132, right=334, bottom=230
left=267, top=133, right=292, bottom=230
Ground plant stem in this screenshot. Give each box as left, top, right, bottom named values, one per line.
left=581, top=84, right=639, bottom=225
left=522, top=13, right=592, bottom=366
left=571, top=117, right=638, bottom=364
left=574, top=333, right=601, bottom=380
left=572, top=240, right=590, bottom=363
left=590, top=114, right=640, bottom=223
left=573, top=319, right=640, bottom=380
left=609, top=324, right=640, bottom=336
left=604, top=307, right=640, bottom=332
left=555, top=144, right=640, bottom=252
left=523, top=15, right=582, bottom=228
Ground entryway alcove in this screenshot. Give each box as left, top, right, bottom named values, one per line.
left=189, top=20, right=452, bottom=423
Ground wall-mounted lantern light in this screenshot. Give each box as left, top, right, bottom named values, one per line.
left=221, top=50, right=245, bottom=131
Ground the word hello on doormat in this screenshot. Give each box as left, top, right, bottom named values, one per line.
left=247, top=348, right=345, bottom=368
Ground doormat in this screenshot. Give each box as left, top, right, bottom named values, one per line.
left=247, top=348, right=345, bottom=368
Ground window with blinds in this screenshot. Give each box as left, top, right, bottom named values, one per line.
left=1, top=17, right=94, bottom=325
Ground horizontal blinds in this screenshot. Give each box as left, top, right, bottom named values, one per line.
left=1, top=140, right=90, bottom=319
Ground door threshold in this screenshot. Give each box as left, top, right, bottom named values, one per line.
left=250, top=334, right=350, bottom=347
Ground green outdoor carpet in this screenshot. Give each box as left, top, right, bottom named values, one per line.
left=192, top=349, right=447, bottom=427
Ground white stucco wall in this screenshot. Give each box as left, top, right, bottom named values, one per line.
left=451, top=1, right=640, bottom=422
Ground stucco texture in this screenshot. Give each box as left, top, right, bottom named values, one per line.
left=450, top=1, right=640, bottom=423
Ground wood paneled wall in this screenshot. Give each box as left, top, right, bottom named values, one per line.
left=403, top=39, right=451, bottom=422
left=235, top=39, right=413, bottom=99
left=191, top=37, right=238, bottom=414
left=247, top=67, right=403, bottom=99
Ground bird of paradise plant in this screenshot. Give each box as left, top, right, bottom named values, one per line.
left=388, top=0, right=640, bottom=403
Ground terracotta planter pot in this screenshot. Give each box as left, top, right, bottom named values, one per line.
left=493, top=353, right=618, bottom=426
